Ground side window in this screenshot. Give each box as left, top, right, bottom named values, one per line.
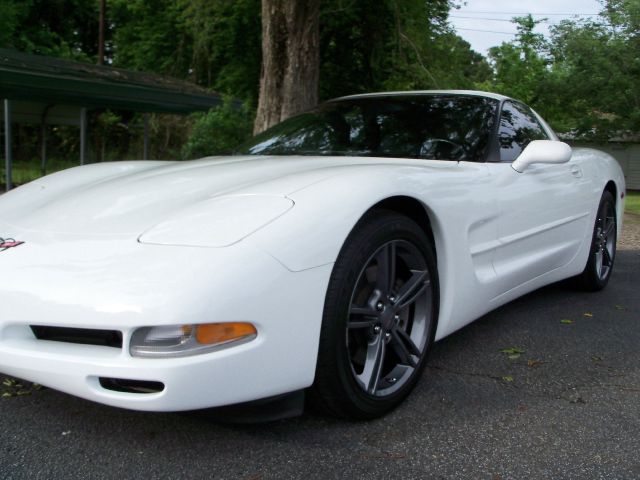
left=498, top=101, right=549, bottom=162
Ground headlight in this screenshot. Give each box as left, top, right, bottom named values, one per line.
left=130, top=323, right=257, bottom=358
left=138, top=194, right=294, bottom=247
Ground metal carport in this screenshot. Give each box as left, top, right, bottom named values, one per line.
left=1, top=48, right=223, bottom=191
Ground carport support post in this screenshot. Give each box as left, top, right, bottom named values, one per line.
left=40, top=117, right=47, bottom=176
left=41, top=122, right=47, bottom=175
left=4, top=99, right=11, bottom=192
left=79, top=107, right=87, bottom=165
left=143, top=113, right=150, bottom=160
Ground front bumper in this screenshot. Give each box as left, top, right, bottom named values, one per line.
left=0, top=231, right=332, bottom=411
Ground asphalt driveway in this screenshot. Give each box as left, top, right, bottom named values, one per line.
left=1, top=227, right=639, bottom=479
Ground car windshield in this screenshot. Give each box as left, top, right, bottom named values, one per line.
left=236, top=95, right=498, bottom=162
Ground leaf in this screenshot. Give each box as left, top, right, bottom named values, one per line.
left=502, top=376, right=514, bottom=382
left=500, top=347, right=525, bottom=355
left=583, top=312, right=593, bottom=318
left=2, top=393, right=13, bottom=398
left=508, top=354, right=521, bottom=360
left=560, top=319, right=575, bottom=324
left=527, top=359, right=543, bottom=368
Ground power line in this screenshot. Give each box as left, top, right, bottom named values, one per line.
left=456, top=27, right=516, bottom=35
left=451, top=15, right=560, bottom=24
left=457, top=10, right=600, bottom=16
left=450, top=14, right=620, bottom=28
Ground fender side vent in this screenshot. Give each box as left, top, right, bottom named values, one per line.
left=99, top=377, right=165, bottom=394
left=30, top=326, right=123, bottom=349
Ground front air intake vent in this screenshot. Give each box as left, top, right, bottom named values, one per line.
left=99, top=378, right=165, bottom=394
left=30, top=326, right=123, bottom=349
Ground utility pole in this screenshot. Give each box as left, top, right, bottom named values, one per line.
left=98, top=0, right=106, bottom=65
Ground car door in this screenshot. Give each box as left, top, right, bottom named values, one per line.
left=486, top=101, right=592, bottom=295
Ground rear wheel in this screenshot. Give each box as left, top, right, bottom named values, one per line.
left=576, top=190, right=617, bottom=291
left=311, top=210, right=438, bottom=419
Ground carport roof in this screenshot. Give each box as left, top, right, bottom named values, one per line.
left=0, top=48, right=222, bottom=114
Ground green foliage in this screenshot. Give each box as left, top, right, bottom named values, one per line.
left=110, top=0, right=192, bottom=77
left=0, top=0, right=27, bottom=47
left=484, top=15, right=550, bottom=104
left=547, top=10, right=640, bottom=138
left=319, top=0, right=490, bottom=98
left=110, top=0, right=261, bottom=104
left=0, top=0, right=99, bottom=60
left=4, top=0, right=639, bottom=167
left=182, top=99, right=253, bottom=159
left=484, top=2, right=640, bottom=138
left=179, top=0, right=261, bottom=103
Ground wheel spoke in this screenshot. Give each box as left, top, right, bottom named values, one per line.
left=603, top=244, right=613, bottom=266
left=348, top=306, right=380, bottom=329
left=358, top=335, right=386, bottom=394
left=595, top=250, right=603, bottom=278
left=390, top=328, right=418, bottom=367
left=375, top=242, right=396, bottom=294
left=395, top=270, right=429, bottom=309
left=394, top=326, right=421, bottom=356
left=604, top=219, right=615, bottom=238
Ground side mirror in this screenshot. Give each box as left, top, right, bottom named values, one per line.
left=511, top=140, right=572, bottom=173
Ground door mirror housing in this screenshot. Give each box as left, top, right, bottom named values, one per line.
left=511, top=140, right=572, bottom=173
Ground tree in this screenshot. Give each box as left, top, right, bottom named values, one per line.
left=182, top=97, right=253, bottom=159
left=546, top=0, right=640, bottom=137
left=319, top=0, right=483, bottom=98
left=483, top=15, right=550, bottom=105
left=179, top=0, right=262, bottom=103
left=110, top=0, right=192, bottom=78
left=253, top=0, right=321, bottom=134
left=0, top=0, right=99, bottom=61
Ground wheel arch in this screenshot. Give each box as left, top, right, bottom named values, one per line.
left=365, top=196, right=437, bottom=261
left=604, top=180, right=617, bottom=206
left=360, top=195, right=442, bottom=338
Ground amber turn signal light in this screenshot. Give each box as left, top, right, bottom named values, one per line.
left=195, top=322, right=257, bottom=345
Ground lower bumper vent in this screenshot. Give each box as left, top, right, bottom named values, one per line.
left=30, top=326, right=123, bottom=348
left=99, top=377, right=165, bottom=394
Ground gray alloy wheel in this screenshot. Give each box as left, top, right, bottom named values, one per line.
left=594, top=200, right=616, bottom=282
left=347, top=239, right=432, bottom=397
left=576, top=190, right=617, bottom=291
left=311, top=210, right=438, bottom=419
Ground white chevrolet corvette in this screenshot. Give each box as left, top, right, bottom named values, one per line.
left=0, top=91, right=625, bottom=420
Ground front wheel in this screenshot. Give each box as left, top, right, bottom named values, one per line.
left=310, top=211, right=438, bottom=419
left=576, top=190, right=617, bottom=291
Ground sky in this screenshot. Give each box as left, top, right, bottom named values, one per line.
left=448, top=0, right=604, bottom=55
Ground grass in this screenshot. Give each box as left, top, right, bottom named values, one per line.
left=1, top=158, right=84, bottom=190
left=626, top=191, right=640, bottom=216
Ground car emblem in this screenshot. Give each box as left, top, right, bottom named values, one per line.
left=0, top=237, right=24, bottom=252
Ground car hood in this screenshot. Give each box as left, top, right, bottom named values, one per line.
left=0, top=155, right=394, bottom=236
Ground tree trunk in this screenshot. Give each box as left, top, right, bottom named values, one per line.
left=254, top=0, right=320, bottom=134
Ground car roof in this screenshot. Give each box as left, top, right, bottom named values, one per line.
left=332, top=90, right=512, bottom=102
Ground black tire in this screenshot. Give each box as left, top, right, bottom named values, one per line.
left=310, top=210, right=439, bottom=420
left=576, top=190, right=617, bottom=291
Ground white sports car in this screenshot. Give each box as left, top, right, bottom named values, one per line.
left=0, top=91, right=625, bottom=420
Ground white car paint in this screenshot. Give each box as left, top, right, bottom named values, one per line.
left=0, top=92, right=626, bottom=412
